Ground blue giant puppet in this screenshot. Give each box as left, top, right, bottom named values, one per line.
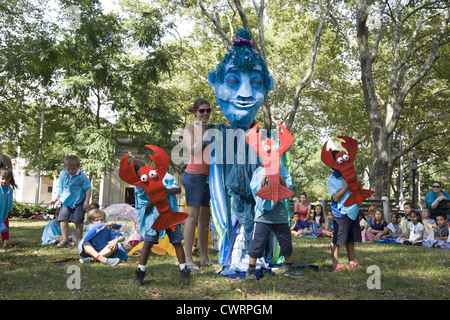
left=206, top=29, right=276, bottom=276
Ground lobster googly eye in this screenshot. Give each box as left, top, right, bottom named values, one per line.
left=140, top=174, right=148, bottom=182
left=336, top=157, right=343, bottom=164
left=343, top=154, right=349, bottom=161
left=272, top=145, right=279, bottom=151
left=149, top=170, right=157, bottom=179
left=263, top=145, right=271, bottom=152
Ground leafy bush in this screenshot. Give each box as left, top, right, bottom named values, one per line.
left=10, top=201, right=55, bottom=218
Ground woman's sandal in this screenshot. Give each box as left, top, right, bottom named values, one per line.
left=331, top=263, right=347, bottom=272
left=186, top=264, right=200, bottom=271
left=202, top=262, right=219, bottom=268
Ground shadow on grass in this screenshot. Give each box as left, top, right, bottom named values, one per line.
left=1, top=219, right=449, bottom=300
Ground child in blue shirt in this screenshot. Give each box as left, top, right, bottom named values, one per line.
left=130, top=159, right=190, bottom=285
left=1, top=167, right=17, bottom=247
left=326, top=150, right=364, bottom=272
left=246, top=164, right=302, bottom=279
left=49, top=155, right=92, bottom=247
left=41, top=209, right=77, bottom=245
left=290, top=212, right=314, bottom=237
left=78, top=208, right=127, bottom=265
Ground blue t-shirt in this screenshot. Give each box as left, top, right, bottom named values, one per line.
left=426, top=190, right=449, bottom=210
left=135, top=173, right=180, bottom=238
left=0, top=185, right=13, bottom=222
left=41, top=219, right=62, bottom=244
left=250, top=165, right=292, bottom=224
left=78, top=223, right=128, bottom=261
left=292, top=219, right=309, bottom=231
left=327, top=172, right=360, bottom=221
left=57, top=169, right=92, bottom=209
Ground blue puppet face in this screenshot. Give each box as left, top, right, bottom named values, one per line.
left=208, top=61, right=273, bottom=128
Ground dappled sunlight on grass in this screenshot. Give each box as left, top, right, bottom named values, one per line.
left=1, top=219, right=449, bottom=300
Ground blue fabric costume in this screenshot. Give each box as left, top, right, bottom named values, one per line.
left=208, top=124, right=262, bottom=274
left=41, top=220, right=62, bottom=245
left=135, top=173, right=179, bottom=240
left=77, top=223, right=128, bottom=261
left=207, top=29, right=277, bottom=275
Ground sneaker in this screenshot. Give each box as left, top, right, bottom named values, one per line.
left=79, top=257, right=94, bottom=264
left=245, top=267, right=257, bottom=280
left=134, top=268, right=146, bottom=285
left=180, top=266, right=191, bottom=284
left=57, top=239, right=70, bottom=248
left=285, top=266, right=303, bottom=277
left=106, top=257, right=120, bottom=266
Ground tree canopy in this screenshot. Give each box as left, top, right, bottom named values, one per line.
left=1, top=0, right=448, bottom=205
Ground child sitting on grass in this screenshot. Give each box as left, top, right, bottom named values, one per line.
left=398, top=202, right=414, bottom=240
left=78, top=208, right=127, bottom=266
left=367, top=208, right=388, bottom=241
left=41, top=209, right=77, bottom=246
left=423, top=213, right=449, bottom=249
left=402, top=210, right=424, bottom=246
left=382, top=213, right=401, bottom=239
left=290, top=212, right=314, bottom=237
left=322, top=211, right=334, bottom=238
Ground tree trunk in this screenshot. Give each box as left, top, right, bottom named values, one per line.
left=356, top=0, right=390, bottom=198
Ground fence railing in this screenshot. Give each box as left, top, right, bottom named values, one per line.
left=317, top=197, right=398, bottom=222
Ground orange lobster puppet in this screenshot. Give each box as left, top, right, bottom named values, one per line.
left=246, top=123, right=294, bottom=204
left=119, top=145, right=188, bottom=231
left=321, top=136, right=374, bottom=206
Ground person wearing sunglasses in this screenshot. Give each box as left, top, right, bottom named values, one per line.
left=426, top=181, right=449, bottom=220
left=182, top=98, right=216, bottom=270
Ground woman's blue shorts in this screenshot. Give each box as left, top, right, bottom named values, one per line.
left=182, top=172, right=210, bottom=207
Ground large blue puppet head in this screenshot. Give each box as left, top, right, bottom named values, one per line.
left=208, top=29, right=273, bottom=128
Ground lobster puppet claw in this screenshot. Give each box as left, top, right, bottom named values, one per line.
left=119, top=153, right=141, bottom=186
left=321, top=136, right=375, bottom=206
left=246, top=122, right=294, bottom=203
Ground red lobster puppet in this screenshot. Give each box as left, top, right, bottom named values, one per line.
left=246, top=123, right=294, bottom=204
left=321, top=136, right=374, bottom=206
left=119, top=145, right=188, bottom=231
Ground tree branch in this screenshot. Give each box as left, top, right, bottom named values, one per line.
left=197, top=0, right=233, bottom=50
left=286, top=0, right=333, bottom=131
left=393, top=131, right=444, bottom=161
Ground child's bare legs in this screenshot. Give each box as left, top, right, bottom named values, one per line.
left=60, top=220, right=69, bottom=240
left=172, top=241, right=186, bottom=265
left=331, top=242, right=339, bottom=268
left=139, top=241, right=154, bottom=266
left=83, top=242, right=117, bottom=263
left=331, top=242, right=355, bottom=267
left=75, top=222, right=84, bottom=241
left=346, top=242, right=355, bottom=263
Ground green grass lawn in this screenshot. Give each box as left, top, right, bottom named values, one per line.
left=0, top=218, right=449, bottom=300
